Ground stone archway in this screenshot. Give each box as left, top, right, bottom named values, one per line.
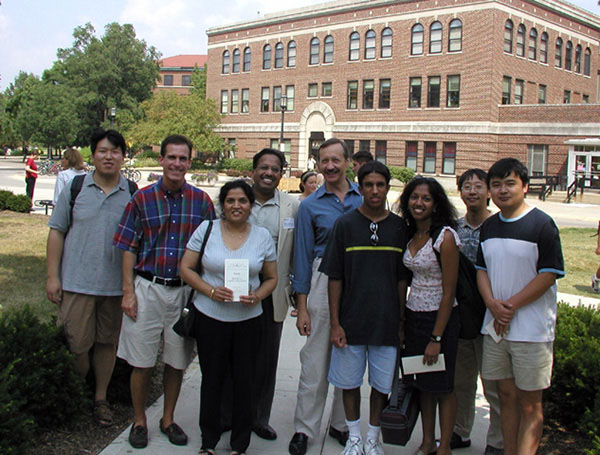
left=297, top=101, right=336, bottom=169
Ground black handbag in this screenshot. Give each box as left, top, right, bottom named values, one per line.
left=380, top=353, right=420, bottom=446
left=173, top=220, right=213, bottom=339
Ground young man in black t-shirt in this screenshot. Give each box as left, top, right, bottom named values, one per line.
left=321, top=161, right=410, bottom=455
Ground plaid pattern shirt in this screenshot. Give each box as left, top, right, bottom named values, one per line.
left=113, top=179, right=215, bottom=278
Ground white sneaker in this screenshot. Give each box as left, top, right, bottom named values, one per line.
left=342, top=436, right=364, bottom=455
left=364, top=437, right=384, bottom=455
left=592, top=275, right=600, bottom=293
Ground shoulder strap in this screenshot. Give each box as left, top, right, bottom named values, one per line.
left=430, top=225, right=444, bottom=268
left=127, top=179, right=138, bottom=195
left=69, top=174, right=86, bottom=222
left=197, top=220, right=213, bottom=273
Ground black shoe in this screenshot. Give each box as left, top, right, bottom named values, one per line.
left=129, top=424, right=148, bottom=448
left=328, top=426, right=349, bottom=446
left=253, top=424, right=277, bottom=440
left=450, top=432, right=471, bottom=449
left=159, top=418, right=188, bottom=446
left=289, top=432, right=308, bottom=455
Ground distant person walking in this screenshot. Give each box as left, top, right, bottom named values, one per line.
left=53, top=148, right=87, bottom=205
left=24, top=148, right=40, bottom=203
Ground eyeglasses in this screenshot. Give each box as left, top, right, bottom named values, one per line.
left=370, top=222, right=379, bottom=246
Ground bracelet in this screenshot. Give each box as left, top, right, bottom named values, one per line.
left=210, top=288, right=215, bottom=299
left=430, top=335, right=442, bottom=343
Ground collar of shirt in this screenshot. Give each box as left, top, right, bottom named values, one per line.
left=158, top=178, right=186, bottom=198
left=87, top=172, right=129, bottom=195
left=253, top=189, right=280, bottom=208
left=315, top=178, right=361, bottom=199
left=458, top=215, right=484, bottom=231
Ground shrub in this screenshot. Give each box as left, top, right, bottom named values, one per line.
left=133, top=157, right=159, bottom=168
left=191, top=158, right=214, bottom=171
left=545, top=302, right=600, bottom=442
left=220, top=158, right=253, bottom=172
left=0, top=306, right=87, bottom=452
left=0, top=361, right=35, bottom=454
left=79, top=146, right=91, bottom=164
left=0, top=190, right=12, bottom=210
left=5, top=194, right=31, bottom=213
left=389, top=166, right=415, bottom=184
left=135, top=150, right=159, bottom=160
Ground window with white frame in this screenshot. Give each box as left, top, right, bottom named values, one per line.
left=516, top=24, right=525, bottom=57
left=263, top=44, right=271, bottom=70
left=527, top=144, right=548, bottom=176
left=363, top=79, right=374, bottom=109
left=514, top=79, right=524, bottom=104
left=347, top=81, right=358, bottom=109
left=243, top=47, right=251, bottom=72
left=555, top=38, right=563, bottom=68
left=310, top=37, right=320, bottom=65
left=379, top=79, right=391, bottom=109
left=424, top=142, right=436, bottom=173
left=528, top=29, right=537, bottom=60
left=220, top=90, right=228, bottom=113
left=427, top=76, right=441, bottom=108
left=261, top=87, right=269, bottom=112
left=324, top=35, right=334, bottom=63
left=504, top=20, right=513, bottom=53
left=230, top=89, right=239, bottom=113
left=287, top=41, right=296, bottom=67
left=322, top=82, right=332, bottom=97
left=540, top=33, right=548, bottom=64
left=502, top=76, right=511, bottom=104
left=446, top=75, right=460, bottom=107
left=273, top=86, right=282, bottom=111
left=365, top=30, right=376, bottom=59
left=406, top=141, right=418, bottom=171
left=222, top=50, right=230, bottom=73
left=308, top=83, right=318, bottom=98
left=381, top=27, right=392, bottom=58
left=430, top=21, right=442, bottom=54
left=349, top=32, right=360, bottom=61
left=565, top=41, right=572, bottom=70
left=411, top=24, right=424, bottom=55
left=409, top=77, right=421, bottom=108
left=286, top=85, right=295, bottom=111
left=275, top=42, right=284, bottom=68
left=442, top=142, right=456, bottom=174
left=241, top=88, right=249, bottom=113
left=232, top=49, right=240, bottom=73
left=448, top=19, right=462, bottom=52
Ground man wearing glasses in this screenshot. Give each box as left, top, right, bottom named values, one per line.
left=319, top=161, right=410, bottom=455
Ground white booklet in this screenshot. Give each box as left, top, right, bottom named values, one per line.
left=402, top=354, right=446, bottom=375
left=224, top=259, right=249, bottom=301
left=486, top=319, right=505, bottom=343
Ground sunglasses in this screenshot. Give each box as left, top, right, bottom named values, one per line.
left=370, top=222, right=379, bottom=246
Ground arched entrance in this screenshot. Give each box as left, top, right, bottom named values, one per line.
left=298, top=101, right=336, bottom=169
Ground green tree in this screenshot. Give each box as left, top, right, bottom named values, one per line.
left=2, top=72, right=41, bottom=148
left=44, top=22, right=160, bottom=145
left=189, top=65, right=207, bottom=99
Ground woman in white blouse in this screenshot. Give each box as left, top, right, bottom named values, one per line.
left=399, top=177, right=460, bottom=455
left=52, top=148, right=86, bottom=205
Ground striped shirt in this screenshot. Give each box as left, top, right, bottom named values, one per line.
left=113, top=179, right=215, bottom=278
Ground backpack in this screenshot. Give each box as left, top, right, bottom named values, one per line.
left=431, top=226, right=486, bottom=339
left=69, top=174, right=138, bottom=222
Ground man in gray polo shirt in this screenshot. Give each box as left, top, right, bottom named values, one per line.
left=46, top=128, right=136, bottom=427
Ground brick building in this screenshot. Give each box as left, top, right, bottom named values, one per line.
left=206, top=0, right=600, bottom=180
left=155, top=54, right=207, bottom=95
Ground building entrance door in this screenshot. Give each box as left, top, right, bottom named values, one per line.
left=309, top=131, right=324, bottom=161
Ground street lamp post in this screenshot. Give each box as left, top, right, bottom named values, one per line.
left=279, top=95, right=287, bottom=152
left=110, top=107, right=117, bottom=129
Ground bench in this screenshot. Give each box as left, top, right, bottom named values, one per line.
left=35, top=199, right=54, bottom=215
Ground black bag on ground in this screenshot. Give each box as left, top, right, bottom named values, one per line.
left=381, top=355, right=420, bottom=446
left=173, top=220, right=213, bottom=339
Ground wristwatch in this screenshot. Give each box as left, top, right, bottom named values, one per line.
left=430, top=335, right=442, bottom=343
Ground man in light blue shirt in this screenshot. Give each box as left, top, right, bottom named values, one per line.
left=288, top=138, right=362, bottom=455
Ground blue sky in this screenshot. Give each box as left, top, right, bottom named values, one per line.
left=1, top=0, right=598, bottom=90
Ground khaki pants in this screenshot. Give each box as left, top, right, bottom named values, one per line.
left=454, top=335, right=503, bottom=449
left=293, top=259, right=346, bottom=439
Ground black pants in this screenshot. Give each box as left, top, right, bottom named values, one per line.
left=195, top=311, right=260, bottom=453
left=25, top=176, right=36, bottom=201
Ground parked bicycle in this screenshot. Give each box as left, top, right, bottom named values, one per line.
left=38, top=160, right=62, bottom=176
left=121, top=165, right=142, bottom=182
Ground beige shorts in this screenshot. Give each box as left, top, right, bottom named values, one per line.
left=117, top=276, right=195, bottom=370
left=482, top=335, right=553, bottom=391
left=59, top=291, right=123, bottom=354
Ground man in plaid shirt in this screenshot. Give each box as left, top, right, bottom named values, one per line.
left=114, top=134, right=215, bottom=449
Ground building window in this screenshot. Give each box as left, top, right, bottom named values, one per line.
left=375, top=140, right=387, bottom=164
left=427, top=76, right=441, bottom=108
left=504, top=20, right=513, bottom=53
left=263, top=44, right=271, bottom=70
left=181, top=75, right=191, bottom=86
left=365, top=30, right=376, bottom=59
left=514, top=79, right=524, bottom=104
left=538, top=84, right=546, bottom=104
left=516, top=24, right=525, bottom=57
left=308, top=83, right=318, bottom=97
left=502, top=76, right=511, bottom=104
left=241, top=88, right=249, bottom=113
left=379, top=79, right=391, bottom=109
left=345, top=140, right=355, bottom=154
left=359, top=140, right=370, bottom=153
left=322, top=82, right=332, bottom=97
left=528, top=29, right=537, bottom=60
left=270, top=139, right=291, bottom=165
left=261, top=87, right=269, bottom=112
left=565, top=41, right=572, bottom=70
left=381, top=27, right=392, bottom=58
left=584, top=48, right=591, bottom=76
left=563, top=90, right=571, bottom=104
left=231, top=89, right=239, bottom=113
left=540, top=32, right=548, bottom=64
left=363, top=79, right=374, bottom=109
left=349, top=32, right=360, bottom=61
left=411, top=24, right=424, bottom=55
left=220, top=90, right=228, bottom=114
left=574, top=44, right=582, bottom=73
left=446, top=75, right=460, bottom=107
left=527, top=144, right=548, bottom=175
left=227, top=138, right=236, bottom=159
left=232, top=49, right=240, bottom=73
left=347, top=81, right=358, bottom=109
left=288, top=41, right=296, bottom=67
left=243, top=47, right=251, bottom=72
left=222, top=50, right=230, bottom=74
left=275, top=42, right=284, bottom=68
left=442, top=142, right=456, bottom=175
left=406, top=141, right=418, bottom=171
left=448, top=19, right=462, bottom=52
left=310, top=37, right=320, bottom=65
left=409, top=77, right=422, bottom=108
left=324, top=35, right=334, bottom=63
left=555, top=38, right=563, bottom=68
left=286, top=85, right=295, bottom=111
left=164, top=74, right=173, bottom=85
left=424, top=142, right=436, bottom=173
left=273, top=86, right=282, bottom=111
left=430, top=21, right=442, bottom=54
left=583, top=94, right=590, bottom=103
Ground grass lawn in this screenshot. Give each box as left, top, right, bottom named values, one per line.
left=0, top=212, right=598, bottom=321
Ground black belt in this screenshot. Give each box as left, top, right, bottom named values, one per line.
left=137, top=271, right=184, bottom=287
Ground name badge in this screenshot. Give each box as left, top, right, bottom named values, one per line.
left=283, top=217, right=295, bottom=229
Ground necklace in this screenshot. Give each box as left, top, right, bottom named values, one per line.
left=224, top=221, right=248, bottom=239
